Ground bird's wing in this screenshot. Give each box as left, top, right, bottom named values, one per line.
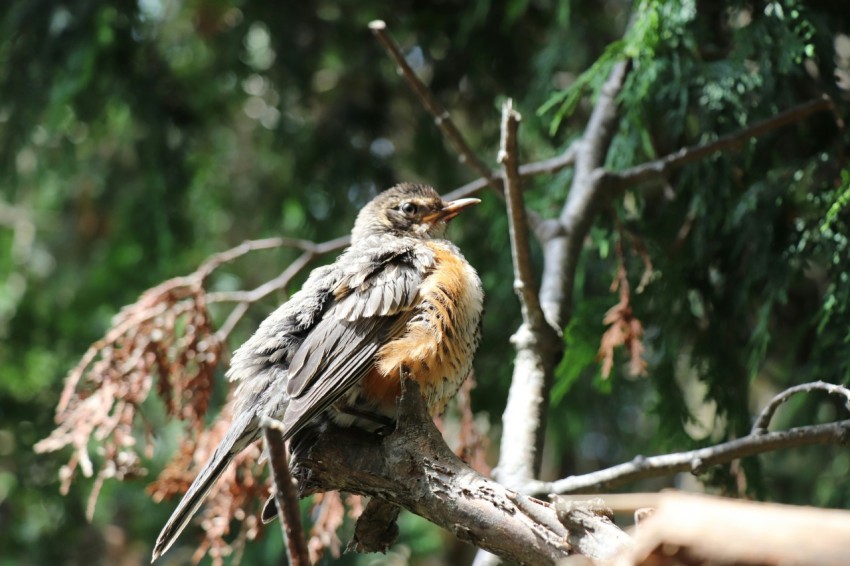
left=225, top=264, right=338, bottom=384
left=281, top=244, right=431, bottom=439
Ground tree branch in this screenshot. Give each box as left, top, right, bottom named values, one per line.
left=499, top=99, right=544, bottom=329
left=347, top=498, right=400, bottom=554
left=602, top=95, right=836, bottom=191
left=368, top=20, right=500, bottom=194
left=493, top=100, right=561, bottom=490
left=285, top=379, right=630, bottom=565
left=539, top=59, right=632, bottom=330
left=262, top=419, right=311, bottom=566
left=206, top=235, right=350, bottom=340
left=525, top=419, right=850, bottom=496
left=751, top=380, right=850, bottom=435
left=444, top=142, right=579, bottom=201
left=611, top=491, right=850, bottom=565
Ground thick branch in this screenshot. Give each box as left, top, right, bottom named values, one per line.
left=263, top=421, right=311, bottom=566
left=602, top=95, right=835, bottom=190
left=539, top=59, right=632, bottom=330
left=525, top=419, right=850, bottom=496
left=285, top=380, right=630, bottom=565
left=368, top=20, right=500, bottom=194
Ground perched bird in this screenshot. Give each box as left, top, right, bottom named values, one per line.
left=153, top=183, right=483, bottom=560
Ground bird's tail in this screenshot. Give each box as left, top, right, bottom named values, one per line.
left=152, top=408, right=259, bottom=562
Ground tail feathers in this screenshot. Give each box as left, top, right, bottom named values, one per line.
left=152, top=410, right=259, bottom=562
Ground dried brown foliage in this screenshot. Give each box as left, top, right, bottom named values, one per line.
left=34, top=276, right=222, bottom=519
left=598, top=227, right=648, bottom=379
left=34, top=238, right=319, bottom=562
left=147, top=403, right=270, bottom=566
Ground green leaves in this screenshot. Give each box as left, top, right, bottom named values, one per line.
left=539, top=0, right=698, bottom=136
left=822, top=168, right=850, bottom=235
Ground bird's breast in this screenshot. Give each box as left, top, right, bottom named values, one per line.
left=362, top=241, right=483, bottom=416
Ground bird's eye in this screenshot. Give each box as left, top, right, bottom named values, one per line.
left=400, top=202, right=418, bottom=215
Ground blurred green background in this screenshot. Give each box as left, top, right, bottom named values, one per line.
left=2, top=0, right=849, bottom=564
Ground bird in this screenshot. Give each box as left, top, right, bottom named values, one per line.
left=152, top=183, right=483, bottom=561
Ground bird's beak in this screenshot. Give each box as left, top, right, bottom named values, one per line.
left=424, top=197, right=481, bottom=224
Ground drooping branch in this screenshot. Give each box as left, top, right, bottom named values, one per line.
left=525, top=382, right=850, bottom=496
left=283, top=379, right=630, bottom=565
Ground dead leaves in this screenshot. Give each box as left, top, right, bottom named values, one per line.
left=598, top=225, right=650, bottom=379
left=34, top=276, right=221, bottom=519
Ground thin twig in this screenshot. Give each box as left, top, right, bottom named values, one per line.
left=499, top=99, right=545, bottom=329
left=602, top=96, right=836, bottom=190
left=368, top=20, right=500, bottom=194
left=526, top=419, right=850, bottom=496
left=751, top=380, right=850, bottom=435
left=197, top=237, right=310, bottom=280
left=214, top=302, right=250, bottom=343
left=263, top=418, right=311, bottom=566
left=205, top=235, right=350, bottom=339
left=445, top=142, right=580, bottom=201
left=207, top=251, right=314, bottom=304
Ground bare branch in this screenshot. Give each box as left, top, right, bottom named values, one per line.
left=207, top=235, right=350, bottom=339
left=525, top=419, right=850, bottom=496
left=214, top=302, right=250, bottom=343
left=603, top=95, right=836, bottom=191
left=539, top=59, right=632, bottom=330
left=499, top=99, right=544, bottom=329
left=368, top=20, right=500, bottom=194
left=494, top=100, right=562, bottom=491
left=200, top=235, right=351, bottom=284
left=445, top=142, right=579, bottom=201
left=751, top=380, right=850, bottom=435
left=263, top=419, right=311, bottom=566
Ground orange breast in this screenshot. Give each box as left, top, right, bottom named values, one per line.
left=363, top=242, right=482, bottom=416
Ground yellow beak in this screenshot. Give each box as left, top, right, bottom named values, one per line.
left=423, top=197, right=481, bottom=223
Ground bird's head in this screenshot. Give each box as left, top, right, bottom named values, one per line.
left=351, top=183, right=480, bottom=243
